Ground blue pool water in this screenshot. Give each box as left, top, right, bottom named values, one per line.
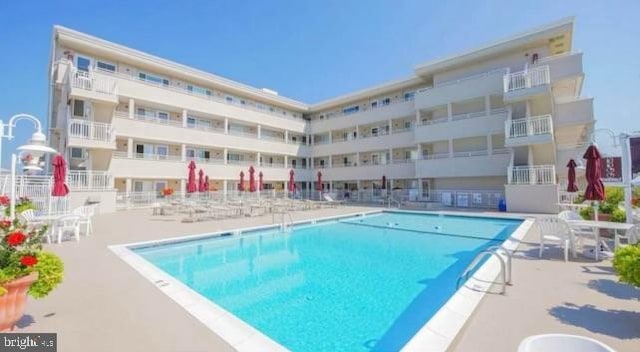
left=134, top=212, right=521, bottom=351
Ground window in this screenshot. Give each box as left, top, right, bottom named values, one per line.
left=371, top=127, right=378, bottom=136
left=319, top=160, right=325, bottom=167
left=382, top=98, right=391, bottom=106
left=199, top=150, right=210, bottom=160
left=76, top=55, right=91, bottom=72
left=187, top=84, right=212, bottom=96
left=138, top=72, right=169, bottom=86
left=371, top=101, right=378, bottom=109
left=404, top=121, right=412, bottom=129
left=227, top=153, right=243, bottom=161
left=342, top=105, right=360, bottom=115
left=405, top=151, right=411, bottom=160
left=155, top=145, right=168, bottom=159
left=96, top=60, right=116, bottom=73
left=187, top=117, right=196, bottom=127
left=291, top=159, right=297, bottom=168
left=225, top=96, right=233, bottom=103
left=403, top=91, right=416, bottom=101
left=343, top=157, right=348, bottom=166
left=157, top=112, right=169, bottom=122
left=73, top=100, right=86, bottom=118
left=186, top=148, right=196, bottom=158
left=70, top=148, right=85, bottom=159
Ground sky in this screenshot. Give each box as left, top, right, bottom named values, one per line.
left=0, top=0, right=638, bottom=166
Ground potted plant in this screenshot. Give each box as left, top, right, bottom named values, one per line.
left=161, top=187, right=174, bottom=198
left=579, top=187, right=627, bottom=223
left=0, top=214, right=64, bottom=331
left=612, top=244, right=640, bottom=288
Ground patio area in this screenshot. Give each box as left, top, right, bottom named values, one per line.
left=14, top=206, right=640, bottom=351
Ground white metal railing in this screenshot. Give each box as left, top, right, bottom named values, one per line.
left=392, top=126, right=413, bottom=134
left=492, top=148, right=510, bottom=155
left=451, top=110, right=486, bottom=121
left=69, top=68, right=118, bottom=95
left=434, top=68, right=509, bottom=88
left=505, top=115, right=553, bottom=139
left=508, top=165, right=556, bottom=185
left=453, top=150, right=489, bottom=158
left=261, top=162, right=286, bottom=168
left=421, top=152, right=451, bottom=160
left=392, top=159, right=415, bottom=164
left=503, top=65, right=550, bottom=92
left=67, top=170, right=114, bottom=190
left=419, top=116, right=448, bottom=126
left=68, top=119, right=115, bottom=142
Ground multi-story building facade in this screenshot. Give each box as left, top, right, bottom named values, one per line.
left=48, top=17, right=593, bottom=213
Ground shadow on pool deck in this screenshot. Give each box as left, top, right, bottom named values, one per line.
left=549, top=302, right=640, bottom=339
left=587, top=279, right=640, bottom=301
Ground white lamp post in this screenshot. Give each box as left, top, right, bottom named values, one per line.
left=0, top=114, right=57, bottom=219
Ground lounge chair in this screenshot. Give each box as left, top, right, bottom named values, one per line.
left=322, top=194, right=344, bottom=207
left=517, top=334, right=615, bottom=352
left=537, top=217, right=575, bottom=262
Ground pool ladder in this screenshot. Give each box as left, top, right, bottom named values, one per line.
left=456, top=246, right=513, bottom=295
left=273, top=211, right=294, bottom=232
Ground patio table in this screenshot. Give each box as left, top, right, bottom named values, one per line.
left=566, top=220, right=634, bottom=260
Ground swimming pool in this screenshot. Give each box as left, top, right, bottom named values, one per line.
left=127, top=211, right=523, bottom=351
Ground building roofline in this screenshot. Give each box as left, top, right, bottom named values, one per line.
left=53, top=25, right=310, bottom=111
left=413, top=17, right=574, bottom=76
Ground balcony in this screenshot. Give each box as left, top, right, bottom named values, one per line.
left=67, top=170, right=114, bottom=190
left=507, top=165, right=556, bottom=185
left=415, top=69, right=505, bottom=110
left=415, top=151, right=510, bottom=178
left=109, top=153, right=311, bottom=180
left=318, top=160, right=415, bottom=181
left=503, top=66, right=551, bottom=102
left=414, top=109, right=508, bottom=143
left=554, top=97, right=594, bottom=127
left=309, top=99, right=415, bottom=133
left=311, top=129, right=414, bottom=157
left=504, top=115, right=554, bottom=147
left=67, top=119, right=116, bottom=149
left=112, top=113, right=310, bottom=157
left=67, top=69, right=118, bottom=104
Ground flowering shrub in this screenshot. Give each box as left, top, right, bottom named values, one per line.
left=161, top=187, right=174, bottom=197
left=3, top=197, right=34, bottom=217
left=0, top=216, right=64, bottom=298
left=613, top=244, right=640, bottom=288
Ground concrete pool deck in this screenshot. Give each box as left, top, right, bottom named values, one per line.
left=15, top=206, right=640, bottom=351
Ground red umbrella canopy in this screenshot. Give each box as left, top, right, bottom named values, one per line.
left=51, top=154, right=69, bottom=197
left=566, top=159, right=579, bottom=193
left=258, top=172, right=264, bottom=191
left=288, top=169, right=295, bottom=192
left=187, top=161, right=197, bottom=193
left=198, top=169, right=205, bottom=192
left=204, top=176, right=209, bottom=192
left=381, top=175, right=387, bottom=190
left=238, top=171, right=245, bottom=191
left=249, top=166, right=256, bottom=192
left=316, top=171, right=322, bottom=191
left=583, top=145, right=605, bottom=201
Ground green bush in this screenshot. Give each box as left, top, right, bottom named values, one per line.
left=605, top=187, right=624, bottom=206
left=610, top=208, right=627, bottom=223
left=579, top=206, right=594, bottom=220
left=28, top=252, right=64, bottom=299
left=612, top=244, right=640, bottom=288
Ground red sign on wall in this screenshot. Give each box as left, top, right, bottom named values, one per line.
left=601, top=156, right=622, bottom=183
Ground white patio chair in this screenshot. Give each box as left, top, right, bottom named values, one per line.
left=518, top=334, right=615, bottom=352
left=54, top=215, right=81, bottom=244
left=558, top=210, right=597, bottom=252
left=537, top=217, right=574, bottom=262
left=615, top=223, right=640, bottom=248
left=72, top=205, right=95, bottom=236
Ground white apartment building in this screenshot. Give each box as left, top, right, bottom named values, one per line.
left=47, top=17, right=593, bottom=213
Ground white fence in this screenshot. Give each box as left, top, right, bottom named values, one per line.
left=508, top=165, right=556, bottom=185
left=0, top=174, right=69, bottom=215
left=503, top=65, right=550, bottom=92
left=67, top=171, right=114, bottom=190
left=69, top=69, right=118, bottom=96
left=68, top=119, right=115, bottom=142
left=506, top=115, right=553, bottom=139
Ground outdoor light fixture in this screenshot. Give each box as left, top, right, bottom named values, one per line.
left=0, top=114, right=57, bottom=219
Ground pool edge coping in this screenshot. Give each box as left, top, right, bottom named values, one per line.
left=108, top=209, right=532, bottom=352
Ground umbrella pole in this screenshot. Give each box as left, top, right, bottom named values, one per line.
left=594, top=201, right=599, bottom=222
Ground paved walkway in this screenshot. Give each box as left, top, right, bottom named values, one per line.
left=16, top=207, right=640, bottom=351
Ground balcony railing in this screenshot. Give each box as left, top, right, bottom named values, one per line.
left=67, top=170, right=114, bottom=190
left=505, top=115, right=553, bottom=139
left=453, top=150, right=489, bottom=158
left=503, top=65, right=550, bottom=92
left=68, top=119, right=115, bottom=142
left=69, top=69, right=118, bottom=96
left=508, top=165, right=556, bottom=185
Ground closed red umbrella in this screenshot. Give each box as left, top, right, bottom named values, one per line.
left=249, top=166, right=256, bottom=192
left=51, top=154, right=69, bottom=196
left=381, top=175, right=387, bottom=190
left=187, top=161, right=197, bottom=193
left=204, top=176, right=209, bottom=192
left=238, top=171, right=245, bottom=191
left=288, top=169, right=295, bottom=193
left=566, top=159, right=579, bottom=193
left=583, top=145, right=605, bottom=201
left=258, top=172, right=264, bottom=191
left=316, top=171, right=322, bottom=191
left=198, top=169, right=205, bottom=192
